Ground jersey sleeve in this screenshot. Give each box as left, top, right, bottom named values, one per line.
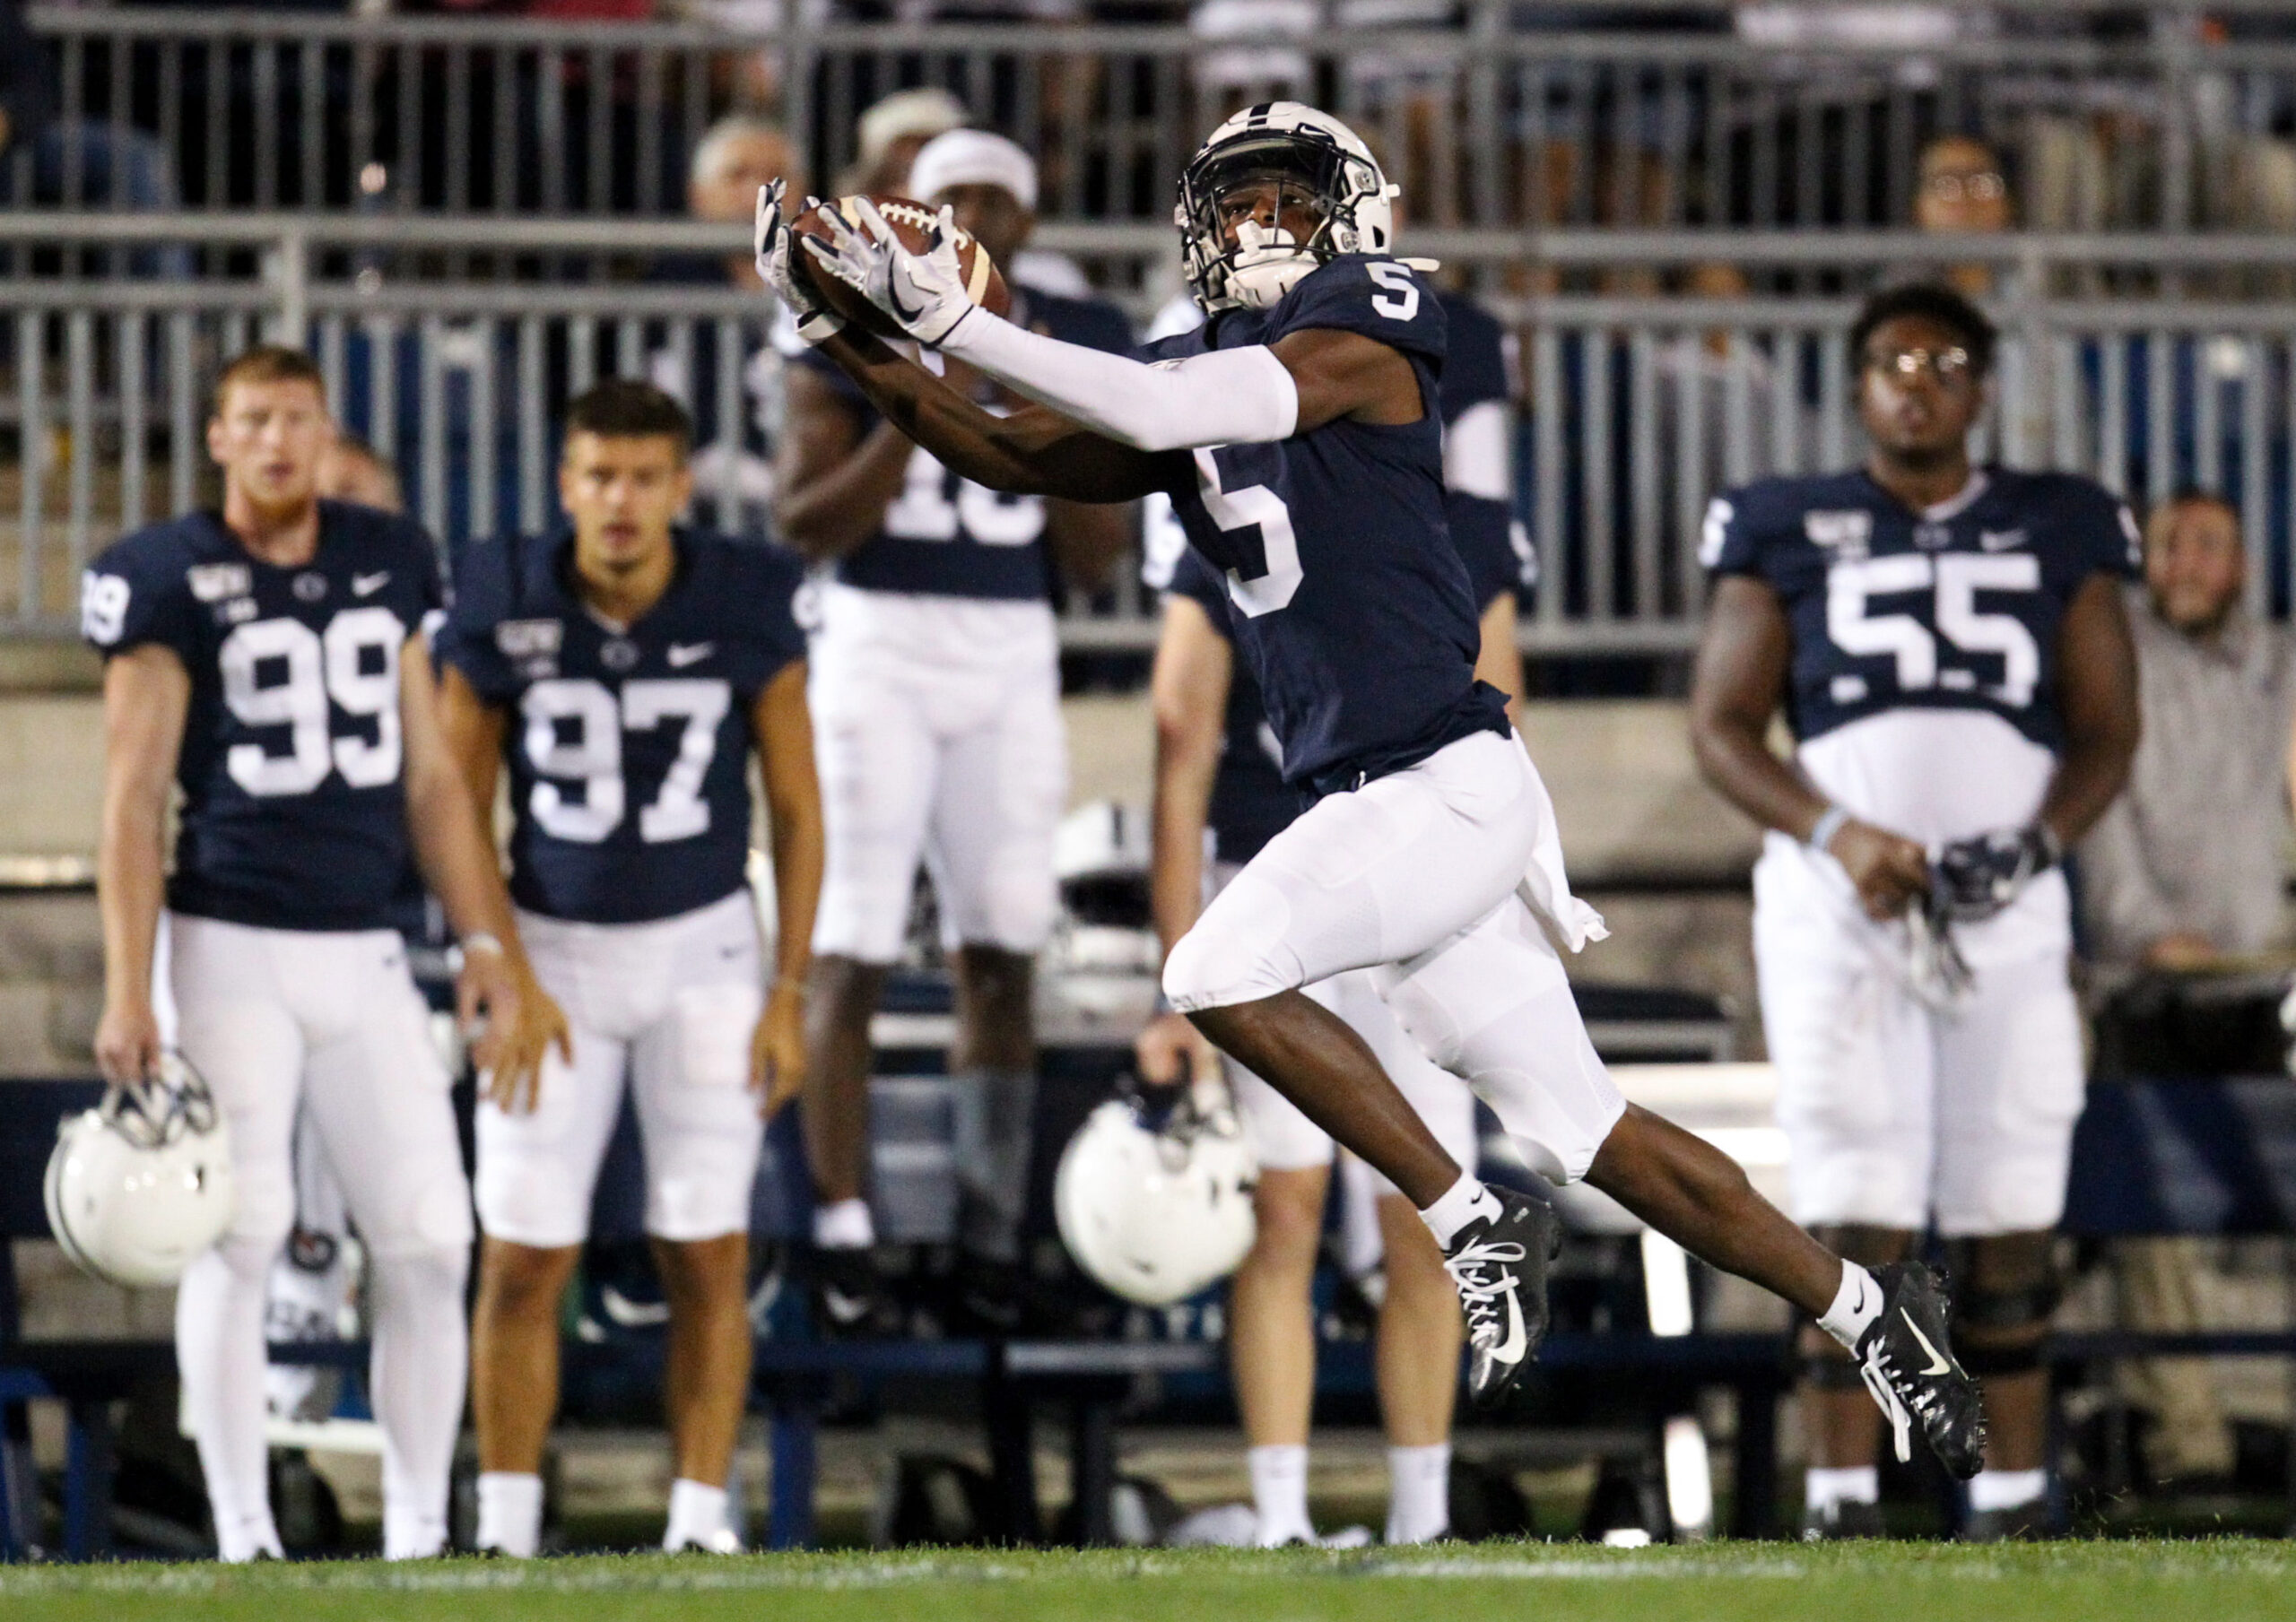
left=1269, top=256, right=1446, bottom=368
left=1163, top=545, right=1235, bottom=641
left=80, top=532, right=197, bottom=661
left=433, top=537, right=523, bottom=703
left=393, top=515, right=448, bottom=615
left=734, top=544, right=810, bottom=692
left=789, top=342, right=872, bottom=412
left=1699, top=483, right=1774, bottom=580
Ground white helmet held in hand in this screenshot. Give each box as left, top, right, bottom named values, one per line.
left=46, top=1053, right=237, bottom=1288
left=1055, top=1081, right=1257, bottom=1305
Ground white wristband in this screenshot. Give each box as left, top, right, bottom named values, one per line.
left=460, top=932, right=505, bottom=959
left=1806, top=805, right=1851, bottom=857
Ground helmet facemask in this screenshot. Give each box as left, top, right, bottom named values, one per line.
left=1178, top=123, right=1394, bottom=312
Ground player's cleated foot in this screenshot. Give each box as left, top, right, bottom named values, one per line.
left=665, top=1527, right=746, bottom=1555
left=1852, top=1261, right=1988, bottom=1480
left=1801, top=1499, right=1887, bottom=1541
left=809, top=1245, right=898, bottom=1339
left=1440, top=1186, right=1561, bottom=1409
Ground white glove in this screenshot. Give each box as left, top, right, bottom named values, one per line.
left=804, top=198, right=978, bottom=348
left=753, top=178, right=843, bottom=346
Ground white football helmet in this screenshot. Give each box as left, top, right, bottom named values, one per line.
left=46, top=1053, right=237, bottom=1288
left=1175, top=101, right=1397, bottom=313
left=1055, top=1083, right=1257, bottom=1305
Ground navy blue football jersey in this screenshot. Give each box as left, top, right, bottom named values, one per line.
left=1703, top=467, right=2141, bottom=750
left=435, top=528, right=808, bottom=924
left=1165, top=546, right=1297, bottom=865
left=1437, top=289, right=1529, bottom=607
left=1142, top=255, right=1508, bottom=794
left=82, top=503, right=444, bottom=932
left=792, top=286, right=1135, bottom=601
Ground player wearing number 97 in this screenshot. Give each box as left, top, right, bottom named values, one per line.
left=83, top=345, right=567, bottom=1563
left=1689, top=283, right=2140, bottom=1540
left=432, top=381, right=823, bottom=1557
left=761, top=102, right=1991, bottom=1478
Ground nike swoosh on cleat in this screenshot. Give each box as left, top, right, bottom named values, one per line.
left=1484, top=1279, right=1528, bottom=1366
left=1904, top=1309, right=1952, bottom=1375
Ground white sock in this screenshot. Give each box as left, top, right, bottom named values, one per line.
left=813, top=1198, right=876, bottom=1250
left=475, top=1471, right=544, bottom=1558
left=370, top=1248, right=471, bottom=1560
left=1416, top=1175, right=1501, bottom=1250
left=1816, top=1261, right=1886, bottom=1349
left=1385, top=1444, right=1451, bottom=1544
left=1968, top=1468, right=2047, bottom=1514
left=1248, top=1444, right=1312, bottom=1546
left=384, top=1504, right=448, bottom=1561
left=176, top=1245, right=285, bottom=1563
left=1804, top=1465, right=1878, bottom=1515
left=664, top=1477, right=732, bottom=1550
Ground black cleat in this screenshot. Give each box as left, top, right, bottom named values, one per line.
left=1852, top=1262, right=1988, bottom=1480
left=809, top=1245, right=897, bottom=1339
left=1801, top=1499, right=1887, bottom=1541
left=1440, top=1186, right=1561, bottom=1409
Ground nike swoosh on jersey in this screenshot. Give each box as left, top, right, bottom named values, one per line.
left=1486, top=1278, right=1529, bottom=1366
left=667, top=642, right=715, bottom=667
left=352, top=571, right=392, bottom=596
left=1979, top=528, right=2027, bottom=552
left=1905, top=1309, right=1952, bottom=1375
left=821, top=1288, right=875, bottom=1324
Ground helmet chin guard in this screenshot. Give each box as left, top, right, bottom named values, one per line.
left=1176, top=102, right=1397, bottom=313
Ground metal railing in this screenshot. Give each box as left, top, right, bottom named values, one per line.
left=4, top=216, right=2296, bottom=652
left=23, top=4, right=2296, bottom=232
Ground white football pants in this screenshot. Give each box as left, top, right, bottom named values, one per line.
left=167, top=913, right=472, bottom=1562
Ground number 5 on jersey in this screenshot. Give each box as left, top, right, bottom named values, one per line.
left=522, top=677, right=730, bottom=844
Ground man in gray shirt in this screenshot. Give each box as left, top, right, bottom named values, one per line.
left=2077, top=488, right=2296, bottom=1484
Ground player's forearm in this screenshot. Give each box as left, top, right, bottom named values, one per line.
left=941, top=312, right=1298, bottom=452
left=2038, top=724, right=2138, bottom=851
left=96, top=794, right=166, bottom=1010
left=774, top=419, right=913, bottom=562
left=818, top=330, right=1175, bottom=503
left=1691, top=713, right=1831, bottom=842
left=404, top=763, right=528, bottom=962
left=765, top=795, right=823, bottom=989
left=1147, top=743, right=1217, bottom=961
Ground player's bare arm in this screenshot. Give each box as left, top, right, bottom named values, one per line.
left=1691, top=573, right=1928, bottom=921
left=750, top=659, right=824, bottom=1117
left=772, top=363, right=923, bottom=560
left=400, top=635, right=570, bottom=1107
left=2031, top=571, right=2139, bottom=849
left=1136, top=592, right=1230, bottom=1090
left=92, top=643, right=189, bottom=1086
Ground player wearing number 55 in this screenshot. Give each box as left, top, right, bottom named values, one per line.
left=83, top=344, right=567, bottom=1562
left=1690, top=283, right=2140, bottom=1540
left=431, top=380, right=823, bottom=1557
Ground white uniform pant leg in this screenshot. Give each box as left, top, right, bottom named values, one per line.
left=166, top=915, right=301, bottom=1561
left=629, top=896, right=768, bottom=1243
left=1373, top=895, right=1626, bottom=1187
left=1162, top=731, right=1543, bottom=1010
left=296, top=932, right=474, bottom=1561
left=475, top=915, right=634, bottom=1250
left=807, top=629, right=941, bottom=965
left=1930, top=954, right=2086, bottom=1236
left=921, top=643, right=1065, bottom=955
left=1754, top=894, right=1937, bottom=1231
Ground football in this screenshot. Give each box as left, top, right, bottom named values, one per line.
left=791, top=193, right=1013, bottom=340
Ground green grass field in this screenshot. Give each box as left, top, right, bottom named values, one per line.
left=3, top=1540, right=2293, bottom=1622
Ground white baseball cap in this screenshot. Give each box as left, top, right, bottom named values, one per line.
left=906, top=128, right=1039, bottom=213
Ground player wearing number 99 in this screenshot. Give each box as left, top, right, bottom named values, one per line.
left=1689, top=283, right=2140, bottom=1540
left=83, top=345, right=566, bottom=1563
left=761, top=102, right=1991, bottom=1478
left=432, top=381, right=823, bottom=1557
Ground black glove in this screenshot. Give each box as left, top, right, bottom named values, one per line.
left=1931, top=822, right=2061, bottom=924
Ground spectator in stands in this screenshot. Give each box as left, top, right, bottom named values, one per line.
left=2081, top=490, right=2296, bottom=976
left=840, top=86, right=967, bottom=195
left=2075, top=490, right=2295, bottom=1488
left=648, top=116, right=807, bottom=537
left=0, top=0, right=188, bottom=276
left=1915, top=134, right=2013, bottom=299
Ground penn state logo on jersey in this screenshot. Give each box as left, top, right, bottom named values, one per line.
left=435, top=528, right=807, bottom=925
left=1703, top=467, right=2140, bottom=750
left=80, top=502, right=444, bottom=932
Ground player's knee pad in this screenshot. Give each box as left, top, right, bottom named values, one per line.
left=361, top=1164, right=477, bottom=1262
left=1942, top=1233, right=2061, bottom=1377
left=1161, top=878, right=1299, bottom=1012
